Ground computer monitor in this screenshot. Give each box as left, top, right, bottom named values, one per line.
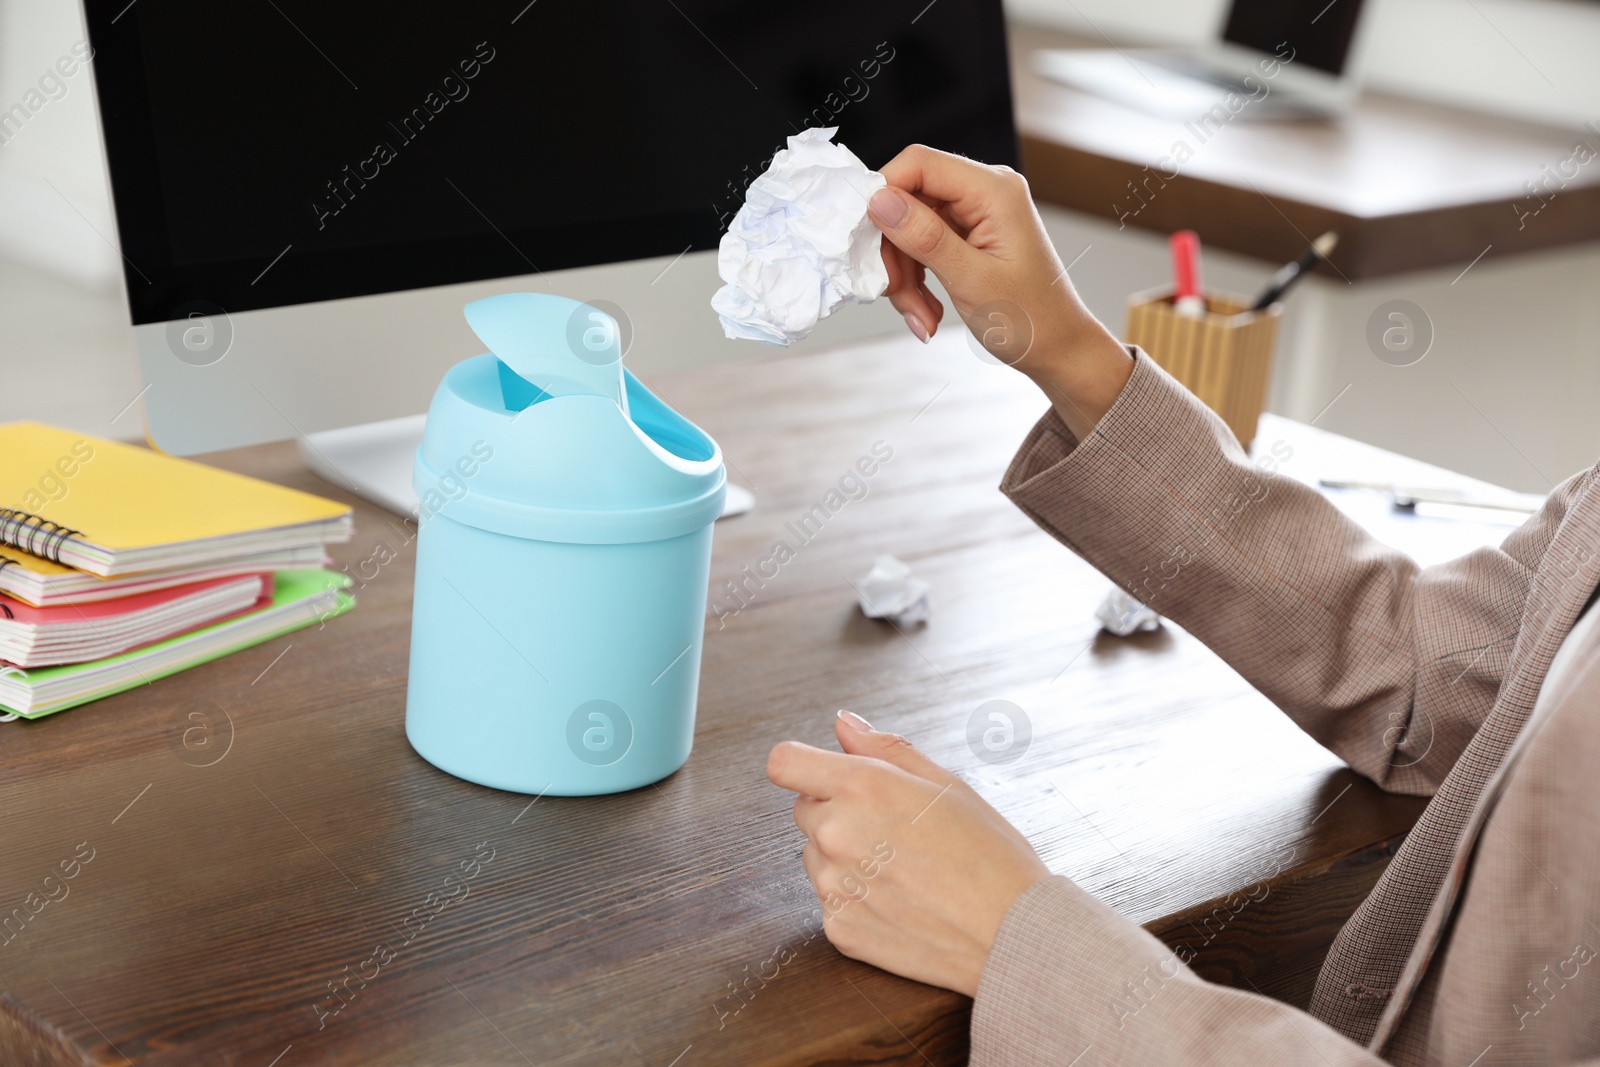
left=82, top=0, right=1016, bottom=510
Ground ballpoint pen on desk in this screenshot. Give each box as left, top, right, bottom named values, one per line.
left=1170, top=230, right=1204, bottom=317
left=1250, top=231, right=1339, bottom=311
left=1318, top=478, right=1544, bottom=521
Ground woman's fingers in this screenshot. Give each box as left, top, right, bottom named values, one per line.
left=869, top=186, right=983, bottom=283
left=918, top=281, right=945, bottom=329
left=881, top=237, right=906, bottom=296
left=872, top=151, right=993, bottom=342
left=801, top=840, right=826, bottom=885
left=869, top=183, right=978, bottom=340
left=879, top=241, right=939, bottom=342
left=776, top=710, right=1052, bottom=996
left=879, top=144, right=1010, bottom=212
left=911, top=190, right=969, bottom=241
left=767, top=740, right=855, bottom=800
left=832, top=713, right=964, bottom=789
left=793, top=794, right=826, bottom=841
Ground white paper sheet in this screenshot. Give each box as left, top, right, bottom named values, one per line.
left=711, top=128, right=889, bottom=346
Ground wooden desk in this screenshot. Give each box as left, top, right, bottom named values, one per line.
left=1, top=333, right=1528, bottom=1066
left=1011, top=24, right=1600, bottom=278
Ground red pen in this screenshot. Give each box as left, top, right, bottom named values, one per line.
left=1170, top=230, right=1204, bottom=318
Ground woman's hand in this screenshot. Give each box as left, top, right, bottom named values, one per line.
left=766, top=710, right=1050, bottom=997
left=870, top=145, right=1133, bottom=440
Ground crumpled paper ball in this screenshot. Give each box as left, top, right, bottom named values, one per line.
left=1095, top=586, right=1162, bottom=636
left=856, top=554, right=931, bottom=627
left=711, top=127, right=889, bottom=346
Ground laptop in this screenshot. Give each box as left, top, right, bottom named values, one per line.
left=1035, top=0, right=1371, bottom=120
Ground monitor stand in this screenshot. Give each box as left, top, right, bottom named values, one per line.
left=298, top=414, right=754, bottom=520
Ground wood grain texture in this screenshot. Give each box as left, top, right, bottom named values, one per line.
left=0, top=331, right=1463, bottom=1066
left=0, top=990, right=92, bottom=1067
left=1010, top=24, right=1600, bottom=278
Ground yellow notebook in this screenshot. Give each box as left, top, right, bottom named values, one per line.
left=0, top=423, right=352, bottom=584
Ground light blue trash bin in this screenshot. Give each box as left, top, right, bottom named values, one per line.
left=405, top=293, right=725, bottom=795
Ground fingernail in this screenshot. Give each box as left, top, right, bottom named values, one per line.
left=903, top=313, right=930, bottom=344
left=869, top=187, right=907, bottom=228
left=837, top=709, right=874, bottom=732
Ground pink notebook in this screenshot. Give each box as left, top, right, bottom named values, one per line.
left=0, top=574, right=269, bottom=668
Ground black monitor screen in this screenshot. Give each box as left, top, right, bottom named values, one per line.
left=1221, top=0, right=1364, bottom=76
left=84, top=0, right=1016, bottom=326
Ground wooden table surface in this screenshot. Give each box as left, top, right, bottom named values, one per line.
left=1010, top=24, right=1600, bottom=279
left=0, top=331, right=1529, bottom=1066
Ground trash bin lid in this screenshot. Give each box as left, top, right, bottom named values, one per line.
left=414, top=293, right=726, bottom=545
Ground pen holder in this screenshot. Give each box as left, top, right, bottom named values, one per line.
left=1124, top=286, right=1282, bottom=450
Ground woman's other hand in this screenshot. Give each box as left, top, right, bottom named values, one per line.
left=767, top=710, right=1050, bottom=997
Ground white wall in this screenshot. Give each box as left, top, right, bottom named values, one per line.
left=0, top=0, right=118, bottom=288
left=1007, top=0, right=1600, bottom=129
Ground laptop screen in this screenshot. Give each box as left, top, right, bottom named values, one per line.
left=1221, top=0, right=1366, bottom=76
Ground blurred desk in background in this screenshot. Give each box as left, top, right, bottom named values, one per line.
left=0, top=333, right=1528, bottom=1065
left=1011, top=24, right=1600, bottom=278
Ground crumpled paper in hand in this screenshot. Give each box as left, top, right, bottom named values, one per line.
left=856, top=554, right=931, bottom=626
left=711, top=127, right=889, bottom=346
left=1095, top=586, right=1162, bottom=636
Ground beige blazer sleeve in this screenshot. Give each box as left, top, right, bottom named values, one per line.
left=972, top=875, right=1392, bottom=1065
left=997, top=351, right=1586, bottom=796
left=974, top=351, right=1600, bottom=1066
left=972, top=871, right=1600, bottom=1066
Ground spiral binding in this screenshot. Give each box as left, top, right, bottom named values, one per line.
left=0, top=509, right=82, bottom=564
left=0, top=665, right=18, bottom=721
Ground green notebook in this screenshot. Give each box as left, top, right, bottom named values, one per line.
left=0, top=570, right=354, bottom=719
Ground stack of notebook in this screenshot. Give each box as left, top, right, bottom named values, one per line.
left=0, top=423, right=356, bottom=719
